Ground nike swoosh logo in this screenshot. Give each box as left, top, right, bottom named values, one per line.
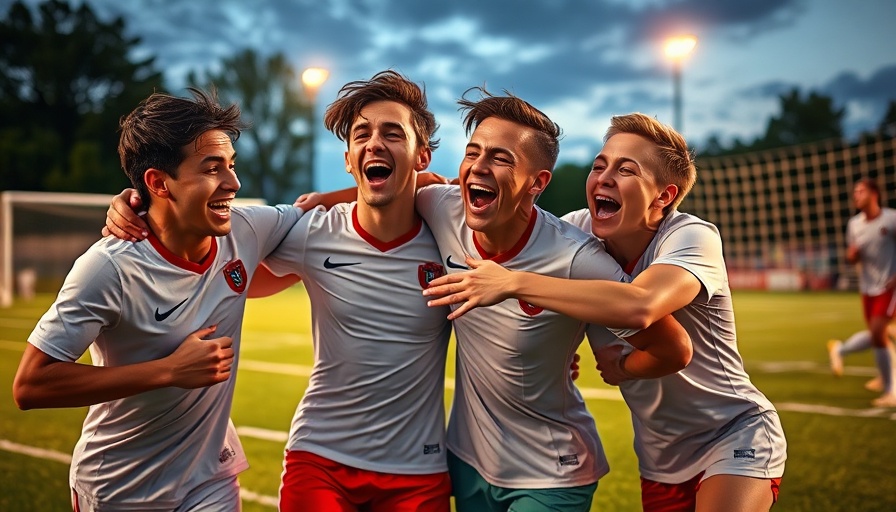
left=323, top=257, right=361, bottom=269
left=154, top=298, right=188, bottom=321
left=446, top=255, right=469, bottom=270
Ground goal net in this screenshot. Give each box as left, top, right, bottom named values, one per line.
left=0, top=191, right=265, bottom=307
left=681, top=132, right=896, bottom=291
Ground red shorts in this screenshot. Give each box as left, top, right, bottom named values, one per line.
left=279, top=450, right=451, bottom=512
left=641, top=472, right=781, bottom=512
left=862, top=290, right=896, bottom=322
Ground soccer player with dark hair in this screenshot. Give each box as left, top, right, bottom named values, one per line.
left=14, top=88, right=304, bottom=510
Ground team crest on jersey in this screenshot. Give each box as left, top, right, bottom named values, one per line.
left=519, top=300, right=544, bottom=316
left=881, top=227, right=889, bottom=236
left=223, top=260, right=247, bottom=293
left=418, top=261, right=446, bottom=289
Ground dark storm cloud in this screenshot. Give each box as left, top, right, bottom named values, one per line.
left=824, top=66, right=896, bottom=102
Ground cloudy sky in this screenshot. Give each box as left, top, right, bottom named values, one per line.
left=8, top=0, right=896, bottom=192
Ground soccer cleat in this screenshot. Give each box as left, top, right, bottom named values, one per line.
left=865, top=375, right=884, bottom=393
left=870, top=392, right=896, bottom=408
left=827, top=340, right=843, bottom=377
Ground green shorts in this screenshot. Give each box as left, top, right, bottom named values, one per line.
left=448, top=451, right=598, bottom=512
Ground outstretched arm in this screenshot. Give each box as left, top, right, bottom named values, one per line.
left=13, top=326, right=234, bottom=410
left=424, top=256, right=701, bottom=329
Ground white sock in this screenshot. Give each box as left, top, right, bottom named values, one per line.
left=840, top=330, right=873, bottom=355
left=873, top=347, right=894, bottom=394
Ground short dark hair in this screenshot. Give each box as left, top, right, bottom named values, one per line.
left=323, top=70, right=439, bottom=151
left=118, top=87, right=243, bottom=206
left=457, top=86, right=561, bottom=171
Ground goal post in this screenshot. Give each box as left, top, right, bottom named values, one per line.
left=0, top=191, right=265, bottom=307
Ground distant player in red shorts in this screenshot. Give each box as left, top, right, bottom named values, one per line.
left=827, top=177, right=896, bottom=406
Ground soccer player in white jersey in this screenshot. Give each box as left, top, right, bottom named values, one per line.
left=103, top=71, right=454, bottom=511
left=827, top=178, right=896, bottom=406
left=415, top=91, right=691, bottom=512
left=13, top=89, right=303, bottom=511
left=259, top=71, right=454, bottom=511
left=425, top=113, right=787, bottom=512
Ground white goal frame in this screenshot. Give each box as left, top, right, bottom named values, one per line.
left=0, top=191, right=265, bottom=307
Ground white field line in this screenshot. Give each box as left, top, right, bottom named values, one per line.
left=0, top=438, right=281, bottom=507
left=4, top=356, right=896, bottom=509
left=0, top=439, right=72, bottom=464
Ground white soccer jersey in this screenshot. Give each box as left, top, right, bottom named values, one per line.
left=27, top=205, right=302, bottom=511
left=564, top=208, right=787, bottom=483
left=263, top=203, right=452, bottom=475
left=416, top=184, right=629, bottom=489
left=847, top=207, right=896, bottom=295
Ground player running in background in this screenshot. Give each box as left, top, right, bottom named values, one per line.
left=827, top=177, right=896, bottom=406
left=425, top=113, right=786, bottom=512
left=13, top=89, right=303, bottom=511
left=104, top=71, right=454, bottom=512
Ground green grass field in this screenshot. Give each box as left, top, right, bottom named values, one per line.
left=2, top=288, right=896, bottom=511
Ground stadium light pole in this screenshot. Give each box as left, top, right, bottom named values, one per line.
left=301, top=67, right=330, bottom=191
left=663, top=35, right=697, bottom=134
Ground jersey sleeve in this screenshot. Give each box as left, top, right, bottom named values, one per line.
left=234, top=204, right=305, bottom=260
left=262, top=206, right=326, bottom=277
left=415, top=184, right=454, bottom=226
left=28, top=248, right=123, bottom=362
left=653, top=222, right=727, bottom=300
left=560, top=208, right=591, bottom=232
left=570, top=239, right=640, bottom=338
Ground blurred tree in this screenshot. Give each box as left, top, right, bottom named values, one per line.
left=878, top=100, right=896, bottom=137
left=697, top=88, right=845, bottom=156
left=0, top=0, right=163, bottom=193
left=536, top=162, right=589, bottom=217
left=188, top=49, right=313, bottom=203
left=757, top=88, right=844, bottom=149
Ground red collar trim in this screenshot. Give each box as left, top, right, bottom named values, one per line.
left=146, top=230, right=217, bottom=274
left=623, top=249, right=646, bottom=275
left=352, top=204, right=422, bottom=252
left=473, top=209, right=538, bottom=264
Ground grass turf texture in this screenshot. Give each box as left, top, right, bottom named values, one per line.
left=2, top=287, right=895, bottom=511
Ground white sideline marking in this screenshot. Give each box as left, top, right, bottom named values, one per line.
left=753, top=360, right=877, bottom=377
left=0, top=439, right=72, bottom=464
left=776, top=402, right=896, bottom=419
left=239, top=488, right=278, bottom=507
left=236, top=426, right=288, bottom=443
left=239, top=359, right=313, bottom=376
left=0, top=438, right=281, bottom=508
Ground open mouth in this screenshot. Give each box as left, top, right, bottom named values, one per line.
left=468, top=184, right=497, bottom=210
left=208, top=199, right=232, bottom=216
left=593, top=194, right=620, bottom=219
left=364, top=163, right=393, bottom=185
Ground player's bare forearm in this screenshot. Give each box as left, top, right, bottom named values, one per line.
left=415, top=171, right=451, bottom=188
left=620, top=314, right=692, bottom=378
left=845, top=245, right=860, bottom=264
left=248, top=263, right=301, bottom=298
left=13, top=326, right=234, bottom=410
left=426, top=259, right=700, bottom=328
left=316, top=187, right=357, bottom=209
left=13, top=344, right=176, bottom=409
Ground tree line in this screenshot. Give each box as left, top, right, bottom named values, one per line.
left=0, top=0, right=313, bottom=203
left=2, top=0, right=894, bottom=208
